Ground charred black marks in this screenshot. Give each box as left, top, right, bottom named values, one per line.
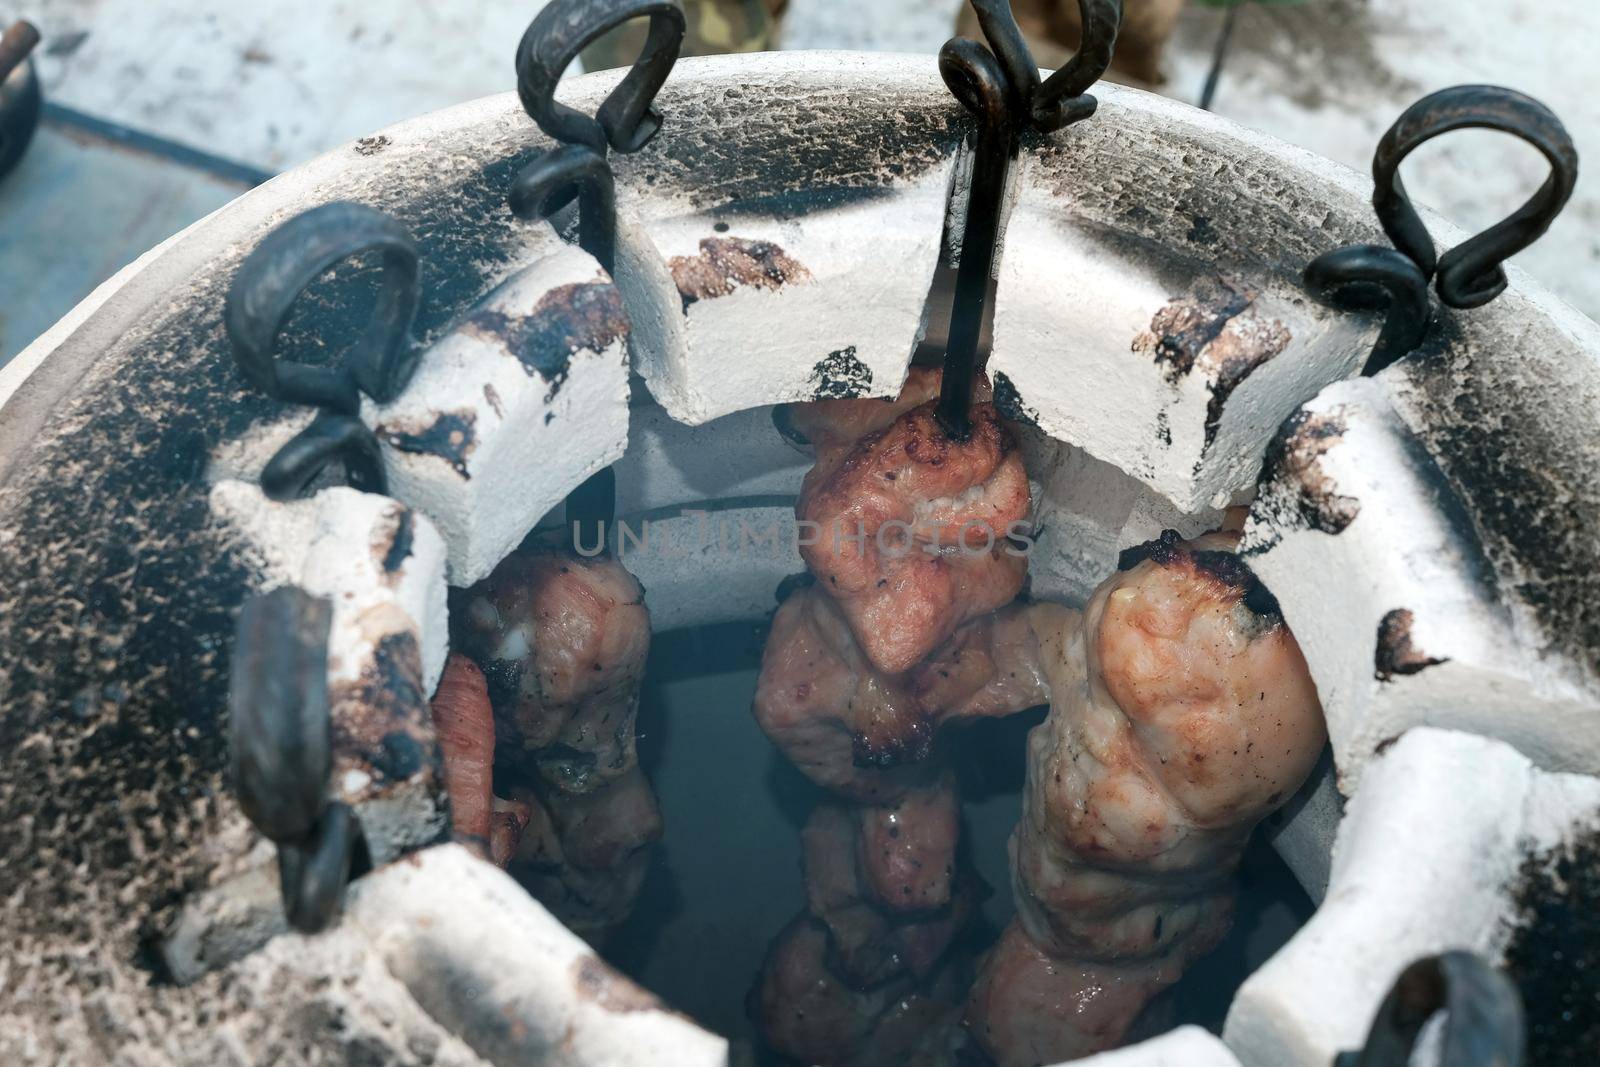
left=1203, top=314, right=1293, bottom=450
left=1119, top=529, right=1184, bottom=571
left=380, top=508, right=415, bottom=577
left=808, top=347, right=871, bottom=400
left=775, top=571, right=816, bottom=604
left=1191, top=550, right=1283, bottom=621
left=1186, top=215, right=1217, bottom=246
left=669, top=236, right=812, bottom=313
left=462, top=282, right=630, bottom=399
left=328, top=632, right=441, bottom=796
left=1374, top=608, right=1447, bottom=681
left=1133, top=278, right=1292, bottom=448
left=478, top=658, right=525, bottom=724
left=524, top=283, right=629, bottom=379
left=992, top=371, right=1041, bottom=430
left=374, top=731, right=424, bottom=781
left=1247, top=407, right=1360, bottom=556
left=1504, top=826, right=1600, bottom=1063
left=1137, top=278, right=1255, bottom=383
left=1401, top=319, right=1600, bottom=683
left=1118, top=529, right=1282, bottom=622
left=535, top=744, right=600, bottom=793
left=851, top=718, right=934, bottom=770
left=377, top=409, right=476, bottom=478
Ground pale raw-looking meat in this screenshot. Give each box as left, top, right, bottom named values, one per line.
left=967, top=531, right=1327, bottom=1066
left=430, top=653, right=497, bottom=853
left=453, top=543, right=650, bottom=794
left=791, top=368, right=1031, bottom=675
left=754, top=914, right=969, bottom=1067
left=754, top=586, right=1069, bottom=803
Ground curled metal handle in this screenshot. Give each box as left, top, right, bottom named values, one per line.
left=941, top=36, right=1016, bottom=129
left=230, top=586, right=334, bottom=845
left=231, top=587, right=363, bottom=934
left=225, top=201, right=422, bottom=412
left=515, top=0, right=686, bottom=155
left=935, top=37, right=1015, bottom=440
left=261, top=412, right=387, bottom=502
left=1337, top=951, right=1525, bottom=1067
left=0, top=20, right=43, bottom=181
left=1304, top=245, right=1433, bottom=378
left=0, top=19, right=39, bottom=81
left=932, top=3, right=1120, bottom=437
left=1373, top=84, right=1578, bottom=310
left=510, top=142, right=619, bottom=275
left=965, top=0, right=1122, bottom=132
left=278, top=801, right=357, bottom=933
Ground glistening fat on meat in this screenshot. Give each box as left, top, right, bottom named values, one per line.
left=968, top=531, right=1327, bottom=1066
left=787, top=367, right=1032, bottom=674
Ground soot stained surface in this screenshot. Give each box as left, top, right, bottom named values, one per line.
left=1503, top=825, right=1600, bottom=1065
left=0, top=67, right=970, bottom=1052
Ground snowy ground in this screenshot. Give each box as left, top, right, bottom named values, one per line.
left=1160, top=0, right=1600, bottom=325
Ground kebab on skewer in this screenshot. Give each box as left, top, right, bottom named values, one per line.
left=432, top=540, right=661, bottom=940
left=966, top=531, right=1325, bottom=1065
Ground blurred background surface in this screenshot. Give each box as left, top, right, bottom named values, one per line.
left=1, top=0, right=1595, bottom=363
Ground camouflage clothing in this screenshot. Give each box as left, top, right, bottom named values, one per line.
left=582, top=0, right=784, bottom=73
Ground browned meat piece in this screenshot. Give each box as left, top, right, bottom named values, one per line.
left=911, top=598, right=1068, bottom=721
left=791, top=368, right=1031, bottom=675
left=453, top=544, right=650, bottom=794
left=754, top=914, right=969, bottom=1067
left=451, top=539, right=660, bottom=937
left=489, top=794, right=532, bottom=869
left=802, top=785, right=972, bottom=990
left=780, top=366, right=944, bottom=464
left=756, top=916, right=889, bottom=1064
left=504, top=766, right=663, bottom=942
left=754, top=585, right=935, bottom=803
left=967, top=531, right=1327, bottom=1066
left=430, top=653, right=496, bottom=853
left=966, top=921, right=1199, bottom=1066
left=755, top=586, right=1071, bottom=802
left=857, top=780, right=959, bottom=915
